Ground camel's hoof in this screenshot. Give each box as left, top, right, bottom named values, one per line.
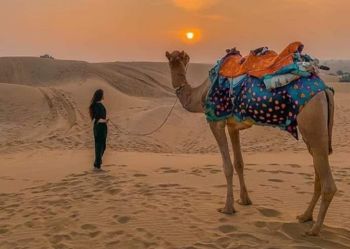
left=297, top=214, right=313, bottom=223
left=217, top=207, right=236, bottom=215
left=305, top=228, right=320, bottom=236
left=237, top=198, right=252, bottom=206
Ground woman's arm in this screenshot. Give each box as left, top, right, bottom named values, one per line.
left=94, top=103, right=108, bottom=123
left=97, top=118, right=109, bottom=123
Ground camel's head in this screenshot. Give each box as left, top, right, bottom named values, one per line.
left=165, top=50, right=190, bottom=69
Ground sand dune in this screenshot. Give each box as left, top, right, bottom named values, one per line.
left=0, top=57, right=350, bottom=248
left=1, top=57, right=349, bottom=154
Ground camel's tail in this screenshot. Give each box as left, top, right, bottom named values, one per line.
left=325, top=88, right=334, bottom=155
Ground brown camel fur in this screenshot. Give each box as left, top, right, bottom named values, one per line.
left=166, top=50, right=336, bottom=236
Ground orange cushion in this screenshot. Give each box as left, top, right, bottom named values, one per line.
left=219, top=41, right=303, bottom=78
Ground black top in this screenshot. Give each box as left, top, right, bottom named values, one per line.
left=92, top=102, right=106, bottom=124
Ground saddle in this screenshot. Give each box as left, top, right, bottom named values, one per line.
left=205, top=42, right=331, bottom=139
left=219, top=41, right=303, bottom=79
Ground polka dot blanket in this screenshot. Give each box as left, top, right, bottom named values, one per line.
left=205, top=60, right=332, bottom=139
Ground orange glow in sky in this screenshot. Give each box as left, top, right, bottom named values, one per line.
left=0, top=0, right=349, bottom=62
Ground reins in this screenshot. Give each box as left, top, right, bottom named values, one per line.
left=108, top=61, right=188, bottom=136
left=108, top=97, right=178, bottom=136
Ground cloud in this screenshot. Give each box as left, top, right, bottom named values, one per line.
left=172, top=0, right=220, bottom=11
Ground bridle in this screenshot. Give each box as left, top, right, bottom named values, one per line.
left=175, top=84, right=187, bottom=95
left=174, top=61, right=189, bottom=96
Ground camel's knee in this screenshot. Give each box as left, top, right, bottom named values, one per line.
left=234, top=161, right=244, bottom=175
left=313, top=173, right=321, bottom=189
left=234, top=160, right=244, bottom=170
left=223, top=165, right=233, bottom=179
left=322, top=183, right=337, bottom=201
left=314, top=182, right=321, bottom=196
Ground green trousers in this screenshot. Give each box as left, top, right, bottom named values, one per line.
left=93, top=123, right=107, bottom=168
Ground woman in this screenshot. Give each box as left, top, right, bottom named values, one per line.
left=89, top=89, right=108, bottom=169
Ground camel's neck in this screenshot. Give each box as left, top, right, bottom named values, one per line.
left=170, top=64, right=209, bottom=113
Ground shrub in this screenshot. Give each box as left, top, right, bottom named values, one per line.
left=339, top=73, right=350, bottom=82
left=336, top=70, right=344, bottom=76
left=40, top=54, right=55, bottom=59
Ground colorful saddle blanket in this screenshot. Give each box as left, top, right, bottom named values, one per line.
left=205, top=61, right=331, bottom=139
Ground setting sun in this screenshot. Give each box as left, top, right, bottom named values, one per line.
left=181, top=29, right=201, bottom=43
left=186, top=32, right=194, bottom=40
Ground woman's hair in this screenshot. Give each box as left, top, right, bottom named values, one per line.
left=89, top=89, right=104, bottom=120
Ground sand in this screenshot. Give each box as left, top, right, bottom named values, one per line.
left=0, top=57, right=349, bottom=248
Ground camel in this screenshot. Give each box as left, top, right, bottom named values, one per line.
left=165, top=50, right=336, bottom=236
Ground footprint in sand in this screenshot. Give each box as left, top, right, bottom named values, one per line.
left=105, top=240, right=120, bottom=248
left=104, top=164, right=117, bottom=168
left=69, top=172, right=89, bottom=178
left=157, top=167, right=180, bottom=173
left=287, top=163, right=301, bottom=168
left=89, top=231, right=101, bottom=238
left=209, top=169, right=221, bottom=174
left=133, top=173, right=147, bottom=177
left=81, top=224, right=97, bottom=230
left=257, top=207, right=281, bottom=217
left=117, top=164, right=127, bottom=168
left=164, top=169, right=180, bottom=173
left=254, top=221, right=267, bottom=228
left=105, top=188, right=122, bottom=195
left=49, top=234, right=72, bottom=244
left=218, top=225, right=237, bottom=233
left=215, top=236, right=232, bottom=248
left=204, top=164, right=217, bottom=167
left=246, top=162, right=258, bottom=165
left=268, top=178, right=284, bottom=183
left=213, top=184, right=226, bottom=188
left=117, top=216, right=131, bottom=224
left=158, top=183, right=180, bottom=188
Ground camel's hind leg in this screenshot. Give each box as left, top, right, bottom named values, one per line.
left=209, top=121, right=235, bottom=214
left=297, top=91, right=337, bottom=236
left=227, top=126, right=252, bottom=205
left=297, top=171, right=321, bottom=223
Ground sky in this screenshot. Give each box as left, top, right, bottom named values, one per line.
left=0, top=0, right=349, bottom=62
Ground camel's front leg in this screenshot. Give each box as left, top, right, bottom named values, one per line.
left=209, top=121, right=235, bottom=214
left=227, top=127, right=252, bottom=205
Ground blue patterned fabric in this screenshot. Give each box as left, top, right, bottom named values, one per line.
left=205, top=61, right=331, bottom=139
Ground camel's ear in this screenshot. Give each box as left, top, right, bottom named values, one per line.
left=180, top=51, right=185, bottom=58
left=165, top=51, right=171, bottom=60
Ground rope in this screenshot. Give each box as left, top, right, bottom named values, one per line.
left=108, top=98, right=178, bottom=136
left=108, top=58, right=187, bottom=136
